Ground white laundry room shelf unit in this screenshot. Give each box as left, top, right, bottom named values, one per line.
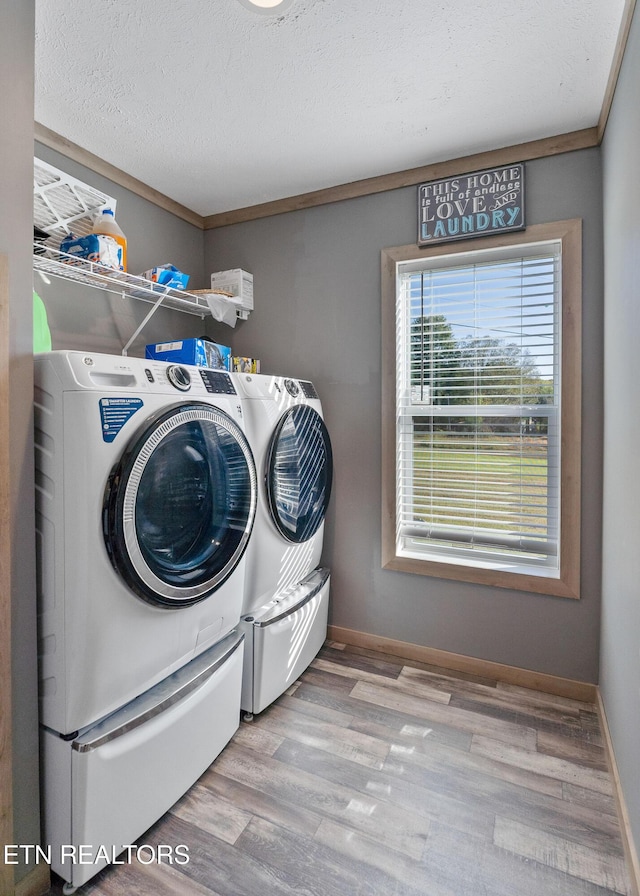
left=33, top=158, right=248, bottom=351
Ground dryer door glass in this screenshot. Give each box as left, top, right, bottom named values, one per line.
left=266, top=404, right=333, bottom=544
left=104, top=403, right=256, bottom=607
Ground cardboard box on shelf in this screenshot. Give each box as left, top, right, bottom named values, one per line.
left=230, top=357, right=260, bottom=374
left=210, top=269, right=253, bottom=312
left=145, top=338, right=231, bottom=370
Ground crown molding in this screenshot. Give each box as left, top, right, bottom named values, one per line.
left=203, top=128, right=599, bottom=229
left=598, top=0, right=637, bottom=141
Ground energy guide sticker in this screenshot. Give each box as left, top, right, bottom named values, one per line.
left=99, top=398, right=143, bottom=442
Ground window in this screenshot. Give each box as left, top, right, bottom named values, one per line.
left=381, top=220, right=581, bottom=598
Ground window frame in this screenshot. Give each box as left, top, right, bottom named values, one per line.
left=381, top=219, right=582, bottom=598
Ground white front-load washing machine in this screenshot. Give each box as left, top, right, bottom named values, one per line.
left=232, top=373, right=333, bottom=716
left=34, top=350, right=257, bottom=891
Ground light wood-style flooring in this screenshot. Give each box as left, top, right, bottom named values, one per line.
left=47, top=642, right=633, bottom=896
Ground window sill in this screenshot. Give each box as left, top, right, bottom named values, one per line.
left=382, top=552, right=580, bottom=599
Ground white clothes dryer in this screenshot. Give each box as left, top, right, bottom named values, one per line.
left=34, top=350, right=257, bottom=736
left=232, top=373, right=333, bottom=715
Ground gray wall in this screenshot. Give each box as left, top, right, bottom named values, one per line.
left=1, top=0, right=40, bottom=885
left=205, top=147, right=604, bottom=683
left=601, top=3, right=640, bottom=852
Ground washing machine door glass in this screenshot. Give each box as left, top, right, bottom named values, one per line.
left=104, top=403, right=256, bottom=607
left=266, top=404, right=333, bottom=544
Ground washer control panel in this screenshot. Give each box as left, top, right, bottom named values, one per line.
left=200, top=369, right=237, bottom=395
left=166, top=364, right=192, bottom=391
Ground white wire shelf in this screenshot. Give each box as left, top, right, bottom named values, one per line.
left=32, top=157, right=249, bottom=353
left=33, top=244, right=211, bottom=317
left=34, top=157, right=115, bottom=244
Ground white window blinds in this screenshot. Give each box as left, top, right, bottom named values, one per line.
left=396, top=241, right=561, bottom=574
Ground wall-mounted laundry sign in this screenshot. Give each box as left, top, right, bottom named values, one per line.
left=417, top=163, right=525, bottom=246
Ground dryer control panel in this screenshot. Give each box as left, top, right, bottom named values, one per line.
left=299, top=381, right=319, bottom=400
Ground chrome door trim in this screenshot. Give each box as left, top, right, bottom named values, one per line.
left=103, top=401, right=257, bottom=607
left=121, top=405, right=256, bottom=602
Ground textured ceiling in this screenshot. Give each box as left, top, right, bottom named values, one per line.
left=34, top=0, right=626, bottom=217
